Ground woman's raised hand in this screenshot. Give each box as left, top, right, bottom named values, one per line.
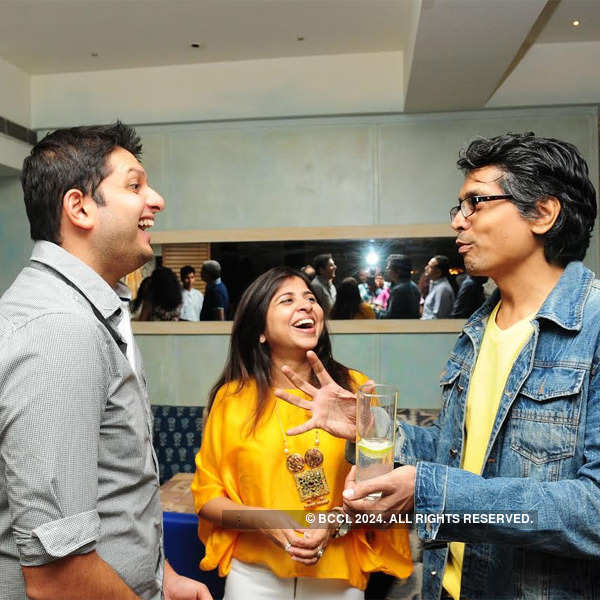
left=274, top=351, right=358, bottom=440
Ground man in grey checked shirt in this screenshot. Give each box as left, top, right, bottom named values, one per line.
left=0, top=123, right=211, bottom=600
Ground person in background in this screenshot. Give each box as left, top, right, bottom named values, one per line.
left=0, top=122, right=211, bottom=599
left=180, top=265, right=204, bottom=321
left=131, top=275, right=151, bottom=320
left=301, top=264, right=316, bottom=281
left=311, top=253, right=337, bottom=317
left=276, top=132, right=600, bottom=600
left=357, top=269, right=370, bottom=301
left=140, top=266, right=182, bottom=321
left=380, top=254, right=420, bottom=319
left=192, top=267, right=411, bottom=599
left=450, top=275, right=487, bottom=318
left=372, top=273, right=391, bottom=313
left=330, top=277, right=375, bottom=320
left=358, top=271, right=376, bottom=304
left=200, top=259, right=229, bottom=321
left=417, top=271, right=430, bottom=315
left=421, top=255, right=456, bottom=319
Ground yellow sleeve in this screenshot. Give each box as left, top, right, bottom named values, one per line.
left=191, top=384, right=242, bottom=574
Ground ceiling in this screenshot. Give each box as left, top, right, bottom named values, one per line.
left=538, top=0, right=600, bottom=43
left=0, top=0, right=413, bottom=74
left=0, top=0, right=599, bottom=115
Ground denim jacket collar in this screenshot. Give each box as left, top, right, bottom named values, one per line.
left=463, top=261, right=593, bottom=337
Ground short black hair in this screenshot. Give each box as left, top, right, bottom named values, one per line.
left=386, top=254, right=412, bottom=278
left=432, top=255, right=450, bottom=277
left=431, top=254, right=458, bottom=293
left=313, top=253, right=332, bottom=274
left=149, top=267, right=182, bottom=311
left=457, top=132, right=597, bottom=267
left=180, top=265, right=195, bottom=280
left=21, top=121, right=142, bottom=244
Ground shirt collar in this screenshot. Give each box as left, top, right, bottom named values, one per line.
left=535, top=261, right=593, bottom=331
left=464, top=261, right=593, bottom=333
left=30, top=241, right=124, bottom=320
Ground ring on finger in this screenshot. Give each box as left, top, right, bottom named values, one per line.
left=284, top=541, right=292, bottom=553
left=316, top=547, right=324, bottom=559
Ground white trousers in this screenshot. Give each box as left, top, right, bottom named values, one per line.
left=223, top=558, right=364, bottom=600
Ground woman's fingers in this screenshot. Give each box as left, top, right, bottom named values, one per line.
left=291, top=555, right=319, bottom=565
left=306, top=351, right=335, bottom=386
left=285, top=417, right=317, bottom=436
left=273, top=388, right=313, bottom=411
left=280, top=365, right=319, bottom=396
left=288, top=545, right=320, bottom=559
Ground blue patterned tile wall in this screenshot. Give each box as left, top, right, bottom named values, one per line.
left=152, top=405, right=204, bottom=484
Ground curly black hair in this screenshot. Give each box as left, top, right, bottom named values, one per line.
left=457, top=132, right=597, bottom=267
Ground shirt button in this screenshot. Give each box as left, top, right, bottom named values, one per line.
left=449, top=448, right=458, bottom=457
left=430, top=570, right=437, bottom=577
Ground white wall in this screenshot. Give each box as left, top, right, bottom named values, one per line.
left=0, top=134, right=30, bottom=172
left=129, top=106, right=599, bottom=406
left=31, top=51, right=403, bottom=129
left=0, top=56, right=30, bottom=127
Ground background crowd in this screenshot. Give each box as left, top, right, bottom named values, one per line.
left=133, top=251, right=488, bottom=323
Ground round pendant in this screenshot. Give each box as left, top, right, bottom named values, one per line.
left=286, top=453, right=305, bottom=473
left=304, top=447, right=324, bottom=468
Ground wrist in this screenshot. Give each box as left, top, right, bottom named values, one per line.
left=163, top=561, right=178, bottom=591
left=330, top=506, right=351, bottom=539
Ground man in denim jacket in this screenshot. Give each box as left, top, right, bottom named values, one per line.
left=277, top=133, right=600, bottom=598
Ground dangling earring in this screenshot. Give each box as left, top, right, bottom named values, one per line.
left=259, top=334, right=266, bottom=344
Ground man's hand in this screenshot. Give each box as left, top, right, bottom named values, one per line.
left=342, top=465, right=416, bottom=517
left=164, top=562, right=212, bottom=600
left=273, top=350, right=359, bottom=439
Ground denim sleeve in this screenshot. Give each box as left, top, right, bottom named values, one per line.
left=395, top=418, right=443, bottom=465
left=414, top=366, right=600, bottom=559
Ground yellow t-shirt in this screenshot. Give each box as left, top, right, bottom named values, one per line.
left=442, top=303, right=534, bottom=599
left=191, top=372, right=413, bottom=590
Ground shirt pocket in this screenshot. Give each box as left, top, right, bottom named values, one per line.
left=510, top=366, right=584, bottom=465
left=439, top=359, right=462, bottom=411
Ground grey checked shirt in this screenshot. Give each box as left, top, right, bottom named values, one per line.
left=0, top=242, right=164, bottom=599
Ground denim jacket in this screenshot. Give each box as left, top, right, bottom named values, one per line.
left=398, top=261, right=600, bottom=599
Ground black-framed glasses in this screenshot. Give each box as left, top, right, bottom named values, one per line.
left=449, top=194, right=514, bottom=221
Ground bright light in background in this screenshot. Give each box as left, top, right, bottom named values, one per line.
left=572, top=19, right=581, bottom=27
left=366, top=250, right=379, bottom=266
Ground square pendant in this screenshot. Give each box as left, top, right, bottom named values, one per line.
left=294, top=466, right=330, bottom=502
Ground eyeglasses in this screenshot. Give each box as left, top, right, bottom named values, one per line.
left=449, top=194, right=514, bottom=221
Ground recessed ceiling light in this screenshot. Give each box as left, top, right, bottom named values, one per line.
left=572, top=19, right=581, bottom=27
left=296, top=35, right=304, bottom=41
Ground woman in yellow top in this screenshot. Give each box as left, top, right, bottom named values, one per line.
left=192, top=266, right=411, bottom=599
left=330, top=277, right=376, bottom=320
